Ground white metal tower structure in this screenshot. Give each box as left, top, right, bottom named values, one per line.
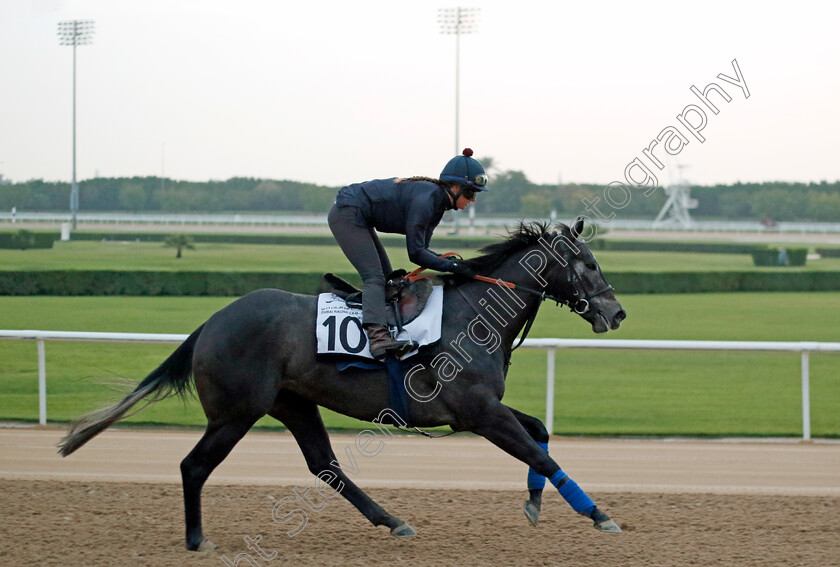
left=654, top=164, right=698, bottom=228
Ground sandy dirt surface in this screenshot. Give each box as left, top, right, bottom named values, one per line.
left=4, top=480, right=839, bottom=567
left=2, top=428, right=840, bottom=566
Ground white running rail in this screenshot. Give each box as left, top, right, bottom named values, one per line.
left=3, top=212, right=840, bottom=234
left=1, top=330, right=838, bottom=439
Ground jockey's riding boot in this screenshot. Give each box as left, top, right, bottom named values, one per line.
left=365, top=324, right=413, bottom=360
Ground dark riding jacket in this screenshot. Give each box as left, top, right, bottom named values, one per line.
left=335, top=178, right=455, bottom=272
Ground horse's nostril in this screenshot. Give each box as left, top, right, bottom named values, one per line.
left=614, top=310, right=626, bottom=323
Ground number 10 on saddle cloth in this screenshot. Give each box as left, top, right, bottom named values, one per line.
left=316, top=287, right=443, bottom=360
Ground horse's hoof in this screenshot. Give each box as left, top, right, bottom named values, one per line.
left=590, top=507, right=622, bottom=533
left=594, top=518, right=622, bottom=532
left=390, top=522, right=417, bottom=538
left=523, top=501, right=540, bottom=527
left=196, top=539, right=218, bottom=552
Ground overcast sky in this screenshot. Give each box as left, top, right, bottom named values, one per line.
left=1, top=0, right=838, bottom=188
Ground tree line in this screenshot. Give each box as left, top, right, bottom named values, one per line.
left=1, top=173, right=839, bottom=222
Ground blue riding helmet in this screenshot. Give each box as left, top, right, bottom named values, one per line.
left=440, top=148, right=489, bottom=192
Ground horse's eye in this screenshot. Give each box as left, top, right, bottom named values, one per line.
left=584, top=262, right=597, bottom=270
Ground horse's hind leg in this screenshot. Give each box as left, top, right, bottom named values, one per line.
left=181, top=415, right=261, bottom=551
left=507, top=406, right=549, bottom=527
left=268, top=392, right=416, bottom=537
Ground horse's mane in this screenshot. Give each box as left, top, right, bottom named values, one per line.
left=462, top=220, right=569, bottom=274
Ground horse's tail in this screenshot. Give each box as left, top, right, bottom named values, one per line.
left=58, top=324, right=204, bottom=457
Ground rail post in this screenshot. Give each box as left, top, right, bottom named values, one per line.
left=37, top=339, right=47, bottom=425
left=545, top=348, right=555, bottom=434
left=801, top=350, right=811, bottom=441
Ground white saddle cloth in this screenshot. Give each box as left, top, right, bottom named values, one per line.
left=316, top=286, right=443, bottom=360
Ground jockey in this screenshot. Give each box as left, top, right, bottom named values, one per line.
left=328, top=148, right=488, bottom=359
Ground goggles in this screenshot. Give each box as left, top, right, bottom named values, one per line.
left=441, top=173, right=489, bottom=195
left=472, top=174, right=488, bottom=188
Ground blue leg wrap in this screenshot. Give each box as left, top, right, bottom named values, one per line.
left=527, top=441, right=549, bottom=490
left=549, top=470, right=596, bottom=516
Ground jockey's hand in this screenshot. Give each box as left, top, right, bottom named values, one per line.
left=386, top=268, right=408, bottom=282
left=448, top=261, right=475, bottom=277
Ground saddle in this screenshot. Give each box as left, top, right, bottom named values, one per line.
left=319, top=271, right=434, bottom=328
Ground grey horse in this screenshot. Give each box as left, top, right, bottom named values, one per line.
left=59, top=219, right=626, bottom=551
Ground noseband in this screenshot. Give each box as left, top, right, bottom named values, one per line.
left=564, top=263, right=615, bottom=314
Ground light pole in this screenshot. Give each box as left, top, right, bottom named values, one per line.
left=58, top=19, right=94, bottom=230
left=438, top=7, right=480, bottom=156
left=439, top=7, right=480, bottom=234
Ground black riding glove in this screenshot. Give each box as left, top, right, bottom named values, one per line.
left=447, top=260, right=475, bottom=277
left=386, top=269, right=408, bottom=283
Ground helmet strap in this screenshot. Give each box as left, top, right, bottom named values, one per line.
left=442, top=183, right=462, bottom=209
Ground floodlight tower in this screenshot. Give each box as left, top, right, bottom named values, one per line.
left=439, top=7, right=480, bottom=234
left=58, top=19, right=95, bottom=230
left=438, top=7, right=480, bottom=155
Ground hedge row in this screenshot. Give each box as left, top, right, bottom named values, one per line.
left=816, top=248, right=840, bottom=258
left=0, top=271, right=361, bottom=296
left=0, top=232, right=55, bottom=249
left=751, top=247, right=808, bottom=267
left=606, top=271, right=840, bottom=293
left=1, top=270, right=838, bottom=296
left=590, top=239, right=761, bottom=254
left=61, top=231, right=765, bottom=255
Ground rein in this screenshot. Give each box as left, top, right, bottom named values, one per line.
left=405, top=254, right=614, bottom=319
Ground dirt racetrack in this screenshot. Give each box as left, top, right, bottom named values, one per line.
left=2, top=428, right=839, bottom=567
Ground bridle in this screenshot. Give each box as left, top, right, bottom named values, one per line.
left=469, top=274, right=613, bottom=316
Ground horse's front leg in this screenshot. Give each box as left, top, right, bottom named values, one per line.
left=471, top=401, right=621, bottom=532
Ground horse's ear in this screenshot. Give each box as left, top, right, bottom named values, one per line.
left=571, top=216, right=585, bottom=240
